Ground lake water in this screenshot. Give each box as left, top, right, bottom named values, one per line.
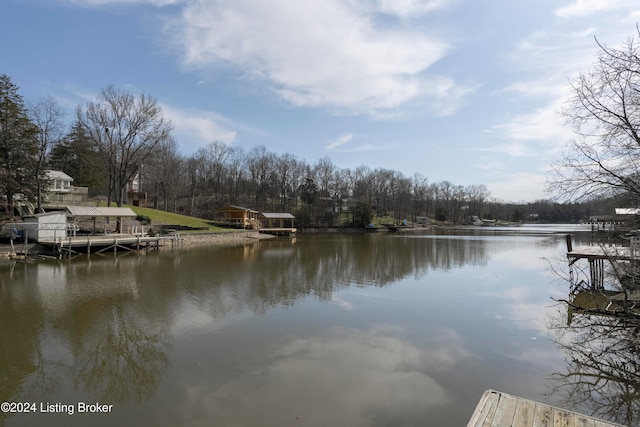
left=0, top=225, right=611, bottom=426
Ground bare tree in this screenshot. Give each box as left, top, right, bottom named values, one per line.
left=29, top=96, right=65, bottom=212
left=550, top=27, right=640, bottom=202
left=77, top=86, right=173, bottom=209
left=142, top=137, right=182, bottom=212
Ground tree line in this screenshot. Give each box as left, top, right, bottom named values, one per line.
left=0, top=73, right=617, bottom=227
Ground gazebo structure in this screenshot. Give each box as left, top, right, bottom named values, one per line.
left=258, top=213, right=296, bottom=236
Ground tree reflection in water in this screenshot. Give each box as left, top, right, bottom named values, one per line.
left=550, top=288, right=640, bottom=426
left=71, top=304, right=170, bottom=404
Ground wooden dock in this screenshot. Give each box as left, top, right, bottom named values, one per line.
left=567, top=244, right=640, bottom=289
left=567, top=246, right=635, bottom=262
left=468, top=390, right=624, bottom=427
left=38, top=233, right=180, bottom=255
left=258, top=227, right=296, bottom=236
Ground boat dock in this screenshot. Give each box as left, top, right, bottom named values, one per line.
left=258, top=227, right=296, bottom=237
left=565, top=233, right=640, bottom=289
left=37, top=233, right=181, bottom=255
left=467, top=390, right=624, bottom=427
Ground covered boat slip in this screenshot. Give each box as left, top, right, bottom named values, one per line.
left=65, top=206, right=141, bottom=235
left=467, top=390, right=623, bottom=427
left=6, top=206, right=180, bottom=255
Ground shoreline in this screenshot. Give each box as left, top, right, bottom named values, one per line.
left=174, top=231, right=275, bottom=249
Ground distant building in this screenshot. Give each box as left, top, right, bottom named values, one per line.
left=258, top=212, right=296, bottom=236
left=126, top=171, right=147, bottom=207
left=213, top=205, right=260, bottom=229
left=44, top=170, right=88, bottom=208
left=259, top=212, right=295, bottom=229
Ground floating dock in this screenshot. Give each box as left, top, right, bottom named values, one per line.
left=467, top=390, right=624, bottom=427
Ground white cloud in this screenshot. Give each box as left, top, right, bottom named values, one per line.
left=487, top=172, right=549, bottom=202
left=555, top=0, right=637, bottom=17
left=175, top=327, right=464, bottom=426
left=474, top=142, right=532, bottom=157
left=490, top=99, right=573, bottom=148
left=326, top=133, right=354, bottom=150
left=366, top=0, right=454, bottom=18
left=66, top=0, right=181, bottom=6
left=173, top=0, right=471, bottom=116
left=325, top=132, right=397, bottom=152
left=160, top=104, right=237, bottom=153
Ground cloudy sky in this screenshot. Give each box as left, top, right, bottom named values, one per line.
left=3, top=0, right=640, bottom=201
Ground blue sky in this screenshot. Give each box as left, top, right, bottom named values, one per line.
left=3, top=0, right=640, bottom=202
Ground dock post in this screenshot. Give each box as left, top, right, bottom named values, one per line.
left=565, top=234, right=573, bottom=252
left=588, top=258, right=605, bottom=290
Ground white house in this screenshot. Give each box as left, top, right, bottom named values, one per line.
left=44, top=170, right=88, bottom=208
left=46, top=170, right=73, bottom=192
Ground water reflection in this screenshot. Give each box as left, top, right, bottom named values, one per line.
left=550, top=289, right=640, bottom=426
left=0, top=257, right=174, bottom=427
left=0, top=229, right=589, bottom=426
left=174, top=326, right=466, bottom=427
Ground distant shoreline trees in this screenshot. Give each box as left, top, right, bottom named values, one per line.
left=0, top=73, right=612, bottom=225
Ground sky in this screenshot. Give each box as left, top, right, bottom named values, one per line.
left=2, top=0, right=640, bottom=202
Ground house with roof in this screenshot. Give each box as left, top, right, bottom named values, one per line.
left=44, top=170, right=88, bottom=208
left=213, top=205, right=260, bottom=229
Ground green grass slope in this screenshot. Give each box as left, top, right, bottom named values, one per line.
left=129, top=206, right=230, bottom=233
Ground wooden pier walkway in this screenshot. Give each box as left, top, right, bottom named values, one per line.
left=258, top=227, right=296, bottom=236
left=566, top=243, right=639, bottom=289
left=567, top=246, right=635, bottom=262
left=467, top=390, right=624, bottom=427
left=38, top=233, right=180, bottom=255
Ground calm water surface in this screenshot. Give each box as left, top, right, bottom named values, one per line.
left=0, top=226, right=597, bottom=426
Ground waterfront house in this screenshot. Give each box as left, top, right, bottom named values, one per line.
left=213, top=205, right=260, bottom=229
left=44, top=170, right=88, bottom=208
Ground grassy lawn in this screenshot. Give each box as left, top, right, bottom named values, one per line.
left=128, top=206, right=231, bottom=233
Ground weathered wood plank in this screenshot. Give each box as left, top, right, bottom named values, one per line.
left=568, top=246, right=632, bottom=261
left=468, top=390, right=624, bottom=427
left=533, top=403, right=554, bottom=427
left=553, top=408, right=573, bottom=427
left=491, top=394, right=518, bottom=426
left=512, top=398, right=536, bottom=427
left=574, top=414, right=596, bottom=427
left=466, top=390, right=497, bottom=427
left=479, top=392, right=500, bottom=427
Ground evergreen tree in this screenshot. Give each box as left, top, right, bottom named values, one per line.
left=0, top=74, right=38, bottom=218
left=49, top=120, right=107, bottom=195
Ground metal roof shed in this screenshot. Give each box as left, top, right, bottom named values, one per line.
left=259, top=213, right=295, bottom=228
left=65, top=206, right=138, bottom=235
left=20, top=211, right=69, bottom=242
